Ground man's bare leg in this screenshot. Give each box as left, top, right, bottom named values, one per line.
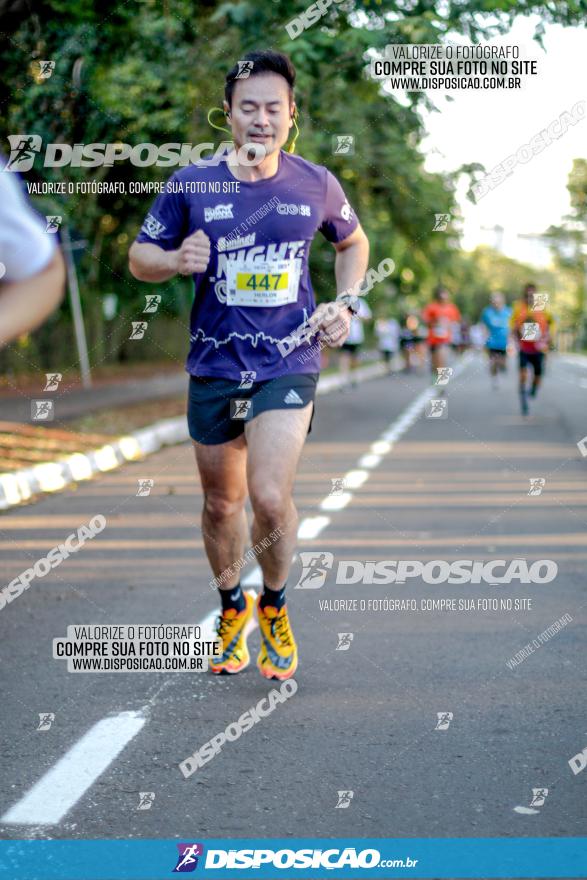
left=245, top=404, right=313, bottom=589
left=193, top=435, right=248, bottom=589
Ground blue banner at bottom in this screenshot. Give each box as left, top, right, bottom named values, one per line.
left=0, top=838, right=586, bottom=879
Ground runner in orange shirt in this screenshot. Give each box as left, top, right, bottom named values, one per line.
left=421, top=286, right=461, bottom=380
left=510, top=283, right=555, bottom=416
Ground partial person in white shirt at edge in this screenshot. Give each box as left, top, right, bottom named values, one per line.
left=0, top=165, right=65, bottom=348
left=338, top=296, right=372, bottom=387
left=375, top=314, right=400, bottom=374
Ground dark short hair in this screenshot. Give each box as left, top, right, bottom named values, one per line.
left=523, top=282, right=537, bottom=293
left=434, top=285, right=449, bottom=300
left=225, top=50, right=296, bottom=108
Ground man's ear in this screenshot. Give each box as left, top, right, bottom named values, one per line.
left=289, top=102, right=297, bottom=129
left=223, top=100, right=231, bottom=118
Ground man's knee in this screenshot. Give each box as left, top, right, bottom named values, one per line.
left=249, top=484, right=291, bottom=527
left=203, top=492, right=246, bottom=524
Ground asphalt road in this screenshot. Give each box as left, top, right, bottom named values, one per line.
left=1, top=352, right=586, bottom=852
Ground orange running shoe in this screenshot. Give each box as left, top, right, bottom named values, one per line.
left=256, top=597, right=298, bottom=680
left=210, top=591, right=255, bottom=675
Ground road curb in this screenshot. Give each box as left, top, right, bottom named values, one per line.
left=0, top=361, right=391, bottom=512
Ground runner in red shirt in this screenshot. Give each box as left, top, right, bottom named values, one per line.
left=421, top=286, right=461, bottom=380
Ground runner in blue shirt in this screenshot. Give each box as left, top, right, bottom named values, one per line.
left=129, top=50, right=369, bottom=681
left=480, top=292, right=512, bottom=389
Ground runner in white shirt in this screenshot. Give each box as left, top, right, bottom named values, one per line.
left=339, top=297, right=372, bottom=386
left=0, top=165, right=65, bottom=347
left=375, top=316, right=400, bottom=374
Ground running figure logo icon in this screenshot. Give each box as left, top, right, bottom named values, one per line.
left=137, top=791, right=155, bottom=810
left=294, top=552, right=334, bottom=589
left=236, top=60, right=253, bottom=78
left=173, top=843, right=204, bottom=873
left=528, top=478, right=546, bottom=496
left=5, top=134, right=42, bottom=171
left=335, top=791, right=354, bottom=809
left=31, top=400, right=54, bottom=421
left=435, top=367, right=453, bottom=386
left=336, top=633, right=354, bottom=651
left=129, top=321, right=148, bottom=340
left=231, top=399, right=252, bottom=420
left=531, top=293, right=549, bottom=311
left=433, top=213, right=451, bottom=231
left=137, top=479, right=155, bottom=497
left=44, top=373, right=62, bottom=391
left=330, top=478, right=346, bottom=495
left=426, top=399, right=448, bottom=419
left=529, top=788, right=548, bottom=807
left=435, top=712, right=453, bottom=731
left=34, top=60, right=55, bottom=79
left=37, top=713, right=55, bottom=731
left=238, top=370, right=256, bottom=389
left=45, top=215, right=62, bottom=233
left=521, top=322, right=539, bottom=341
left=332, top=135, right=355, bottom=155
left=143, top=294, right=161, bottom=313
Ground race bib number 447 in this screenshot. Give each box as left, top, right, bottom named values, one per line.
left=226, top=258, right=301, bottom=307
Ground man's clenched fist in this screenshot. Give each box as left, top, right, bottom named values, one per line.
left=175, top=230, right=211, bottom=276
left=308, top=300, right=352, bottom=348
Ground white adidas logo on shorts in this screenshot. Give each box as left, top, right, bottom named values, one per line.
left=284, top=389, right=303, bottom=405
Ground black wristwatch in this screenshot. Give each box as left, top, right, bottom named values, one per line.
left=336, top=293, right=360, bottom=316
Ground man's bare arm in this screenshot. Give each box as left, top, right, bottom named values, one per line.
left=0, top=250, right=66, bottom=348
left=128, top=230, right=211, bottom=283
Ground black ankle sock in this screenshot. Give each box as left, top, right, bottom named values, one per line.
left=219, top=583, right=245, bottom=613
left=260, top=584, right=286, bottom=610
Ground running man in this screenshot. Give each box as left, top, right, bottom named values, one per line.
left=510, top=283, right=554, bottom=415
left=375, top=312, right=400, bottom=374
left=421, top=286, right=461, bottom=380
left=480, top=291, right=511, bottom=389
left=339, top=296, right=372, bottom=387
left=128, top=50, right=369, bottom=680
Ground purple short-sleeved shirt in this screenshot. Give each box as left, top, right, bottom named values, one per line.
left=135, top=151, right=359, bottom=380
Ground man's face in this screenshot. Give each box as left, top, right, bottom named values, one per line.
left=225, top=72, right=294, bottom=158
left=491, top=292, right=504, bottom=309
left=438, top=289, right=449, bottom=303
left=524, top=286, right=536, bottom=304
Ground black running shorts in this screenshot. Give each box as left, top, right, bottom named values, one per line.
left=519, top=351, right=544, bottom=376
left=187, top=373, right=318, bottom=445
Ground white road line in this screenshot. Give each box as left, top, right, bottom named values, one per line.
left=297, top=515, right=331, bottom=540
left=1, top=711, right=146, bottom=826
left=2, top=591, right=259, bottom=827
